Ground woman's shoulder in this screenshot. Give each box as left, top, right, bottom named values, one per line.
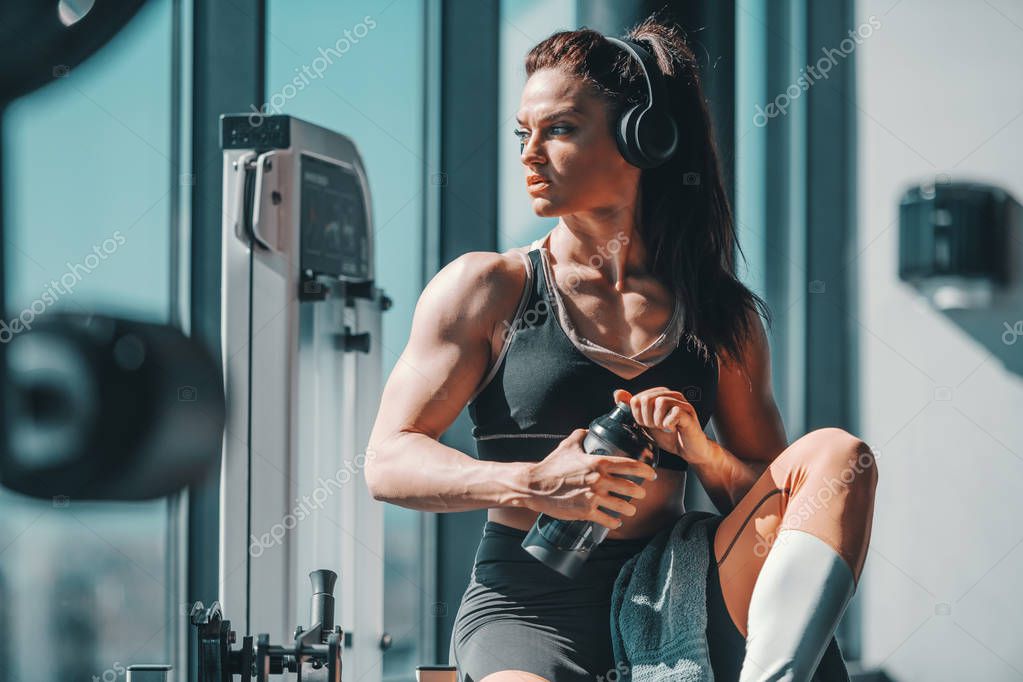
left=459, top=245, right=531, bottom=280
left=434, top=248, right=532, bottom=319
left=442, top=235, right=545, bottom=306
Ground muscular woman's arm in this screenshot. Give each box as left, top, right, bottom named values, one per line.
left=368, top=431, right=535, bottom=512
left=686, top=309, right=788, bottom=513
left=365, top=251, right=536, bottom=512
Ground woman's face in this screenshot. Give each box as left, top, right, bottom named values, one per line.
left=515, top=68, right=640, bottom=217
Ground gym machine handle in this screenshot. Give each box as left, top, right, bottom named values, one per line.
left=230, top=149, right=279, bottom=252
left=190, top=569, right=345, bottom=682
left=251, top=151, right=280, bottom=251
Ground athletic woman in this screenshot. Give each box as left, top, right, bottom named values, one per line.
left=366, top=16, right=877, bottom=682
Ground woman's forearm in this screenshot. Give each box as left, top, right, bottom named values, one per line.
left=365, top=431, right=535, bottom=512
left=686, top=438, right=769, bottom=513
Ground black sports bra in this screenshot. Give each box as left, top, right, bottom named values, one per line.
left=466, top=246, right=718, bottom=473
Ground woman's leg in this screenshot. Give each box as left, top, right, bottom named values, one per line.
left=452, top=521, right=647, bottom=682
left=712, top=427, right=878, bottom=676
left=479, top=672, right=550, bottom=682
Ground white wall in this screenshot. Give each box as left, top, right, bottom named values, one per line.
left=855, top=1, right=1023, bottom=679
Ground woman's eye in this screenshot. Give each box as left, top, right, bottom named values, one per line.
left=513, top=125, right=572, bottom=141
left=514, top=125, right=573, bottom=150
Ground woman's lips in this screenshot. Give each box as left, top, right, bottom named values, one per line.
left=526, top=175, right=550, bottom=193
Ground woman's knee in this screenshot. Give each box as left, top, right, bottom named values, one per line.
left=479, top=671, right=551, bottom=682
left=787, top=427, right=878, bottom=494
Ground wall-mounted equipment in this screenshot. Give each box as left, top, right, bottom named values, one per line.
left=898, top=180, right=1017, bottom=310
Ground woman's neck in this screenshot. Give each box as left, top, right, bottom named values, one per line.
left=548, top=214, right=650, bottom=293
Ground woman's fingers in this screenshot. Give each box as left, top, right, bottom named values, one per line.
left=601, top=475, right=647, bottom=499
left=649, top=395, right=692, bottom=432
left=613, top=388, right=632, bottom=405
left=618, top=387, right=688, bottom=430
left=591, top=507, right=625, bottom=531
left=638, top=391, right=664, bottom=426
left=595, top=493, right=636, bottom=518
left=652, top=396, right=678, bottom=429
left=599, top=455, right=657, bottom=481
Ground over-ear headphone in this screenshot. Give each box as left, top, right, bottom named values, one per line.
left=604, top=35, right=679, bottom=169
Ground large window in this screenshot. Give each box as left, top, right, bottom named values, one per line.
left=497, top=0, right=577, bottom=252
left=735, top=0, right=865, bottom=659
left=265, top=1, right=430, bottom=677
left=1, top=1, right=185, bottom=679
left=734, top=0, right=807, bottom=435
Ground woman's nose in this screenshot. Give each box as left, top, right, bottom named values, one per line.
left=520, top=132, right=545, bottom=164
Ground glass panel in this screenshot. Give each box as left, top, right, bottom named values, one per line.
left=0, top=1, right=177, bottom=680
left=735, top=0, right=769, bottom=301
left=264, top=2, right=427, bottom=678
left=498, top=0, right=577, bottom=252
left=735, top=0, right=807, bottom=435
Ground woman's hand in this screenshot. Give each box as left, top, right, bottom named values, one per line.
left=523, top=428, right=658, bottom=531
left=612, top=387, right=715, bottom=466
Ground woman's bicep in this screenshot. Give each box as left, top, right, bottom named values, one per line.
left=368, top=252, right=506, bottom=449
left=709, top=310, right=787, bottom=465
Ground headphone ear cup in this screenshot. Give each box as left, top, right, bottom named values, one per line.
left=635, top=108, right=679, bottom=166
left=615, top=105, right=646, bottom=168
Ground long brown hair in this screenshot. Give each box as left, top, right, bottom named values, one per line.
left=524, top=13, right=770, bottom=368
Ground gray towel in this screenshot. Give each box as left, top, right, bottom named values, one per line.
left=610, top=510, right=719, bottom=681
left=610, top=510, right=851, bottom=682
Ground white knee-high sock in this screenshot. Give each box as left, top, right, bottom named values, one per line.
left=737, top=529, right=856, bottom=682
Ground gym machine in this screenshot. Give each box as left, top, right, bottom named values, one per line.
left=211, top=113, right=391, bottom=680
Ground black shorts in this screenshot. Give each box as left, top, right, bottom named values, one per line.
left=449, top=517, right=747, bottom=681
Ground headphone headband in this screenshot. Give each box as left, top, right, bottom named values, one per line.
left=604, top=36, right=666, bottom=116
